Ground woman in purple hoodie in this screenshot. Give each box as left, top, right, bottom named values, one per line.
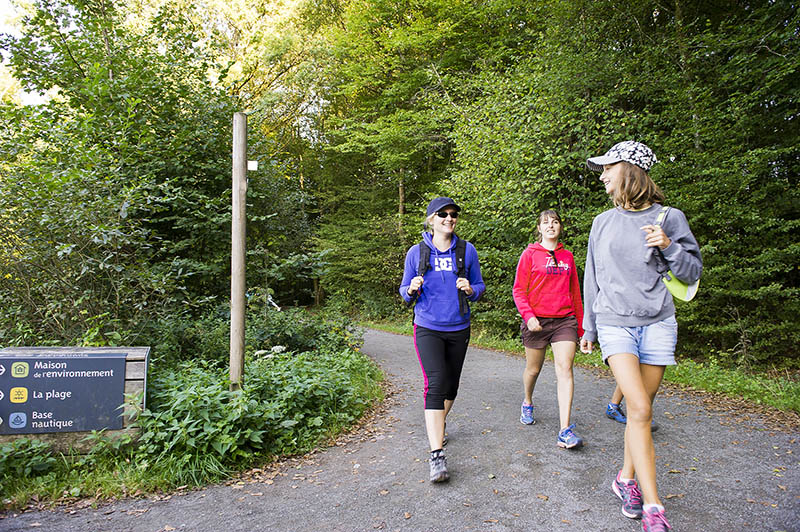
left=399, top=196, right=485, bottom=483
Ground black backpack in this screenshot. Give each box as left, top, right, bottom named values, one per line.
left=409, top=238, right=470, bottom=316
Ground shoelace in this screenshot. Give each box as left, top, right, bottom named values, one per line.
left=627, top=483, right=643, bottom=507
left=643, top=509, right=671, bottom=531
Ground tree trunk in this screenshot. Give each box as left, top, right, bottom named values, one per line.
left=398, top=173, right=405, bottom=233
left=399, top=179, right=405, bottom=215
left=675, top=0, right=702, bottom=151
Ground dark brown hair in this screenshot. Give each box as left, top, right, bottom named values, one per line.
left=611, top=161, right=665, bottom=209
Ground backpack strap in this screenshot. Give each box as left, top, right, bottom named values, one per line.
left=417, top=242, right=431, bottom=277
left=654, top=206, right=670, bottom=227
left=455, top=238, right=467, bottom=278
left=406, top=242, right=430, bottom=309
left=455, top=238, right=469, bottom=316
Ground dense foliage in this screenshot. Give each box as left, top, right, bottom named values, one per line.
left=0, top=0, right=380, bottom=507
left=0, top=0, right=795, bottom=395
left=303, top=0, right=799, bottom=366
left=0, top=0, right=319, bottom=345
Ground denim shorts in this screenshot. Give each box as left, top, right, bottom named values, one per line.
left=597, top=316, right=678, bottom=366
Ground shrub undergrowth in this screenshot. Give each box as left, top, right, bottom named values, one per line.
left=0, top=307, right=382, bottom=509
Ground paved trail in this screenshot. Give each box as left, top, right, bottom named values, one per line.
left=2, top=329, right=798, bottom=532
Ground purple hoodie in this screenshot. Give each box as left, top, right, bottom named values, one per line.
left=399, top=233, right=486, bottom=331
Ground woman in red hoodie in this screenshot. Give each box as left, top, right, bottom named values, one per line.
left=512, top=209, right=585, bottom=448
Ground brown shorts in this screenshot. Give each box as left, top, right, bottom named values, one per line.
left=520, top=315, right=579, bottom=349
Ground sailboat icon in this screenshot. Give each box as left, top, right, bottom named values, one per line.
left=9, top=412, right=27, bottom=429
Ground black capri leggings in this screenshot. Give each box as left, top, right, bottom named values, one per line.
left=413, top=325, right=471, bottom=410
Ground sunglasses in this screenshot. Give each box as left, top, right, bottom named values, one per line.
left=435, top=211, right=459, bottom=219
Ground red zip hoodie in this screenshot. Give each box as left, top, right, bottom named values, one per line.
left=512, top=242, right=584, bottom=337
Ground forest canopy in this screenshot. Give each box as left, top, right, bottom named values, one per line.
left=1, top=0, right=797, bottom=366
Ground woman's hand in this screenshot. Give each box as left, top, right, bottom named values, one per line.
left=579, top=338, right=593, bottom=353
left=407, top=275, right=424, bottom=296
left=456, top=277, right=474, bottom=296
left=640, top=224, right=672, bottom=250
left=526, top=316, right=542, bottom=332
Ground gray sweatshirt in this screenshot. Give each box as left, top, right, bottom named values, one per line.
left=582, top=204, right=702, bottom=343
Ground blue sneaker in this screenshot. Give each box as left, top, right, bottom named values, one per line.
left=606, top=402, right=627, bottom=423
left=612, top=471, right=643, bottom=519
left=520, top=403, right=535, bottom=425
left=557, top=424, right=584, bottom=449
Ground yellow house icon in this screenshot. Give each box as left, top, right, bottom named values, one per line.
left=11, top=362, right=29, bottom=378
left=10, top=387, right=28, bottom=403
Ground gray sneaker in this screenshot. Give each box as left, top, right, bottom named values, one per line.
left=429, top=450, right=450, bottom=483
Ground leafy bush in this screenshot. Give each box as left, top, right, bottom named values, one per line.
left=0, top=438, right=57, bottom=481
left=313, top=187, right=410, bottom=320
left=246, top=306, right=364, bottom=355
left=133, top=343, right=381, bottom=485
left=150, top=304, right=364, bottom=366
left=250, top=250, right=331, bottom=307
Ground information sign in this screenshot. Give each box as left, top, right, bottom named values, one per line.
left=0, top=352, right=127, bottom=434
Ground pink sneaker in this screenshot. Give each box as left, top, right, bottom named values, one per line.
left=642, top=506, right=672, bottom=532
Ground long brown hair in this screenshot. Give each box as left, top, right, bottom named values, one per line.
left=611, top=161, right=665, bottom=209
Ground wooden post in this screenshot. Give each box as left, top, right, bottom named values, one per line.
left=230, top=112, right=247, bottom=391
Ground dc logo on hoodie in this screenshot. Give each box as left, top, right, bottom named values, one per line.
left=435, top=257, right=454, bottom=272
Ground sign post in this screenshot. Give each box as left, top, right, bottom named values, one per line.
left=230, top=112, right=247, bottom=391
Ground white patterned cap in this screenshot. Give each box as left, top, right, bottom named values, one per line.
left=586, top=141, right=657, bottom=172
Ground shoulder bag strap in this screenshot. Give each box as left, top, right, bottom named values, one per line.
left=652, top=206, right=671, bottom=275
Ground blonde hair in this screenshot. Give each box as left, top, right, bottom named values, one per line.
left=424, top=213, right=436, bottom=232
left=611, top=161, right=665, bottom=209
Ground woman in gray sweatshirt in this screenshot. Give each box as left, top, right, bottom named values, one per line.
left=579, top=141, right=702, bottom=532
